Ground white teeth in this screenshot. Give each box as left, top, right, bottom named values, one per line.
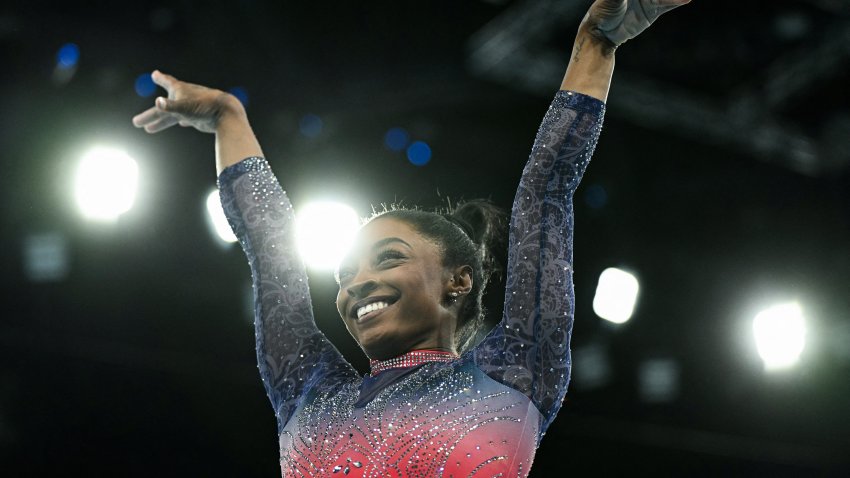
left=357, top=301, right=389, bottom=319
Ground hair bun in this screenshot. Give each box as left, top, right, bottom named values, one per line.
left=451, top=199, right=508, bottom=282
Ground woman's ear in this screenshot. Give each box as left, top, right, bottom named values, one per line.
left=447, top=265, right=473, bottom=295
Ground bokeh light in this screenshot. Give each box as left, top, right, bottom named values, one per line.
left=56, top=43, right=80, bottom=69
left=229, top=86, right=249, bottom=107
left=584, top=184, right=608, bottom=209
left=384, top=127, right=410, bottom=152
left=295, top=201, right=360, bottom=270
left=406, top=140, right=432, bottom=166
left=299, top=114, right=323, bottom=138
left=74, top=146, right=139, bottom=222
left=753, top=302, right=806, bottom=371
left=593, top=267, right=639, bottom=324
left=135, top=73, right=157, bottom=97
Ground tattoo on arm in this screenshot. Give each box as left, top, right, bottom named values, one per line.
left=573, top=37, right=586, bottom=63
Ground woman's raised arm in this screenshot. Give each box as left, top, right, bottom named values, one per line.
left=132, top=72, right=358, bottom=431
left=474, top=0, right=690, bottom=439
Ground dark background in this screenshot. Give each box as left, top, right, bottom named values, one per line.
left=2, top=0, right=849, bottom=476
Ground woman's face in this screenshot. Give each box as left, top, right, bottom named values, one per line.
left=335, top=217, right=460, bottom=360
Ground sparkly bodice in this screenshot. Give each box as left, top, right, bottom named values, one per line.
left=218, top=91, right=605, bottom=477
left=280, top=358, right=539, bottom=477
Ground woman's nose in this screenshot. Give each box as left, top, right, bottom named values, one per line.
left=346, top=277, right=378, bottom=299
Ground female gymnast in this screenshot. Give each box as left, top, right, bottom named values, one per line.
left=133, top=1, right=689, bottom=475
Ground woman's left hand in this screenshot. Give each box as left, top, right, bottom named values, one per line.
left=584, top=0, right=691, bottom=47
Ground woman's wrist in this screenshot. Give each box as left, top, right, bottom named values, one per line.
left=559, top=23, right=617, bottom=102
left=576, top=21, right=618, bottom=58
left=214, top=93, right=249, bottom=134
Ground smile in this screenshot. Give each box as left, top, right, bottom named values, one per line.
left=357, top=301, right=390, bottom=319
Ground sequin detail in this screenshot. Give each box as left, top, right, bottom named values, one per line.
left=279, top=361, right=538, bottom=477
left=370, top=349, right=459, bottom=376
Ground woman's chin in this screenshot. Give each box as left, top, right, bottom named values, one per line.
left=358, top=331, right=407, bottom=361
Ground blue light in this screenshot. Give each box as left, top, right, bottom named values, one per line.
left=299, top=114, right=323, bottom=138
left=134, top=73, right=157, bottom=97
left=384, top=127, right=410, bottom=152
left=56, top=43, right=80, bottom=69
left=406, top=141, right=431, bottom=166
left=584, top=184, right=608, bottom=209
left=229, top=86, right=249, bottom=107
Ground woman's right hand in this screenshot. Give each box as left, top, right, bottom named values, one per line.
left=584, top=0, right=691, bottom=47
left=132, top=70, right=243, bottom=134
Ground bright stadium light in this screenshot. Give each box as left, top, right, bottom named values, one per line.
left=74, top=146, right=138, bottom=221
left=206, top=190, right=238, bottom=244
left=295, top=201, right=360, bottom=270
left=593, top=267, right=639, bottom=324
left=753, top=302, right=806, bottom=371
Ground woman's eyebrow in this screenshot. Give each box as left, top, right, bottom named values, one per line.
left=338, top=237, right=413, bottom=272
left=371, top=237, right=412, bottom=251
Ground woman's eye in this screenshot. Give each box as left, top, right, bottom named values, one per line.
left=377, top=250, right=404, bottom=263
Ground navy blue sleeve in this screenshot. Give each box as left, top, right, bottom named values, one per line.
left=474, top=91, right=606, bottom=437
left=218, top=157, right=358, bottom=431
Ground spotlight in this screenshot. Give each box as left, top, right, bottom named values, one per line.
left=753, top=302, right=806, bottom=371
left=74, top=146, right=138, bottom=222
left=206, top=190, right=238, bottom=244
left=295, top=202, right=360, bottom=270
left=592, top=267, right=639, bottom=324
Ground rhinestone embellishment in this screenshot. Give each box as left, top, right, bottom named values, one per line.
left=369, top=349, right=458, bottom=376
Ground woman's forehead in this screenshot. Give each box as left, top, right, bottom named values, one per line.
left=346, top=217, right=436, bottom=258
left=354, top=217, right=419, bottom=246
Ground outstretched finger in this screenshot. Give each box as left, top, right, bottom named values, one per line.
left=151, top=70, right=178, bottom=94
left=132, top=106, right=163, bottom=128
left=143, top=115, right=180, bottom=133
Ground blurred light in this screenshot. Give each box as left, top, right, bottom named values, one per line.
left=593, top=267, right=639, bottom=324
left=584, top=183, right=608, bottom=209
left=23, top=233, right=69, bottom=282
left=406, top=140, right=431, bottom=166
left=299, top=114, right=323, bottom=138
left=384, top=127, right=410, bottom=152
left=134, top=73, right=157, bottom=97
left=572, top=343, right=611, bottom=390
left=774, top=11, right=810, bottom=40
left=74, top=147, right=138, bottom=221
left=229, top=86, right=249, bottom=107
left=295, top=201, right=360, bottom=270
left=753, top=302, right=806, bottom=371
left=638, top=358, right=680, bottom=403
left=56, top=43, right=79, bottom=69
left=205, top=190, right=237, bottom=244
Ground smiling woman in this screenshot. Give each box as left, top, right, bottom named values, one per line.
left=132, top=1, right=690, bottom=475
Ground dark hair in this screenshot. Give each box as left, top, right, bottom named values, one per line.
left=367, top=199, right=508, bottom=353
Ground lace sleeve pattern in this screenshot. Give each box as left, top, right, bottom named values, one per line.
left=474, top=91, right=606, bottom=438
left=218, top=157, right=358, bottom=431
